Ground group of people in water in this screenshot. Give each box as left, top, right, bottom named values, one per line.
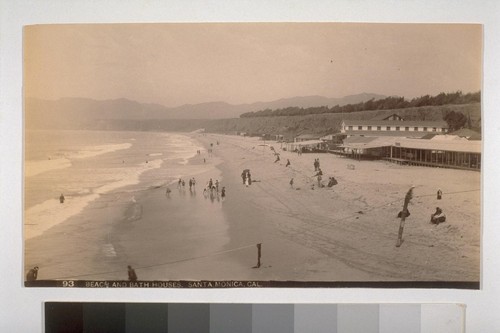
left=203, top=178, right=225, bottom=198
left=165, top=176, right=226, bottom=201
left=175, top=177, right=198, bottom=192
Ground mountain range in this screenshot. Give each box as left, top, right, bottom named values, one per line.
left=25, top=93, right=386, bottom=129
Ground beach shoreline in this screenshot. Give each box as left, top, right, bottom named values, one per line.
left=25, top=131, right=480, bottom=283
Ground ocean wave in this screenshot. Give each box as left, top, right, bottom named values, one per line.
left=25, top=159, right=164, bottom=239
left=25, top=158, right=72, bottom=178
left=69, top=143, right=132, bottom=160
left=25, top=143, right=133, bottom=178
left=24, top=193, right=100, bottom=240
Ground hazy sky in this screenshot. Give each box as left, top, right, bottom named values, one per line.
left=24, top=23, right=482, bottom=107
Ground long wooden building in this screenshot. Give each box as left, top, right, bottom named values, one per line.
left=341, top=136, right=481, bottom=171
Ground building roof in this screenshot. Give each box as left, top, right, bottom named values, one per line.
left=343, top=130, right=426, bottom=138
left=290, top=139, right=324, bottom=146
left=342, top=136, right=481, bottom=153
left=342, top=119, right=448, bottom=128
left=295, top=134, right=321, bottom=139
left=449, top=128, right=482, bottom=140
left=371, top=113, right=405, bottom=121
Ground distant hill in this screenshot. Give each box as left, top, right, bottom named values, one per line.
left=25, top=93, right=385, bottom=129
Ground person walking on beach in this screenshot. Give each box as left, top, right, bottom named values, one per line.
left=286, top=159, right=291, bottom=167
left=192, top=178, right=196, bottom=189
left=165, top=187, right=171, bottom=197
left=59, top=193, right=65, bottom=204
left=221, top=187, right=226, bottom=199
left=437, top=189, right=442, bottom=200
left=241, top=171, right=246, bottom=184
left=127, top=265, right=138, bottom=282
left=181, top=179, right=185, bottom=189
left=290, top=178, right=294, bottom=188
left=315, top=168, right=323, bottom=187
left=177, top=178, right=182, bottom=189
left=26, top=266, right=39, bottom=281
left=189, top=178, right=193, bottom=191
left=215, top=180, right=219, bottom=193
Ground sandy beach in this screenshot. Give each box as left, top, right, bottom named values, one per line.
left=25, top=132, right=480, bottom=283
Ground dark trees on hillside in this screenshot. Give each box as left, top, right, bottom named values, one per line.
left=444, top=111, right=468, bottom=131
left=240, top=91, right=480, bottom=118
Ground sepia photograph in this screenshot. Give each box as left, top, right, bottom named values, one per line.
left=23, top=23, right=482, bottom=288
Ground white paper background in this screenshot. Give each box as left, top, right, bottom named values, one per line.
left=1, top=1, right=499, bottom=332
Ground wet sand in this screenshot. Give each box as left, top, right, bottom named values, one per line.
left=25, top=133, right=480, bottom=283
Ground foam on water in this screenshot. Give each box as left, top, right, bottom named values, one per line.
left=25, top=158, right=72, bottom=178
left=69, top=142, right=132, bottom=160
left=25, top=131, right=205, bottom=240
left=25, top=158, right=164, bottom=240
left=25, top=142, right=132, bottom=178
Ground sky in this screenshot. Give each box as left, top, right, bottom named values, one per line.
left=24, top=23, right=482, bottom=107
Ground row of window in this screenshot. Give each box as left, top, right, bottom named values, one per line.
left=346, top=125, right=442, bottom=132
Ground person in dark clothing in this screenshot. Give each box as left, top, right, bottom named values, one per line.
left=128, top=265, right=138, bottom=281
left=59, top=193, right=65, bottom=204
left=221, top=187, right=226, bottom=199
left=327, top=177, right=338, bottom=187
left=290, top=178, right=294, bottom=188
left=26, top=266, right=39, bottom=281
left=430, top=207, right=446, bottom=224
left=437, top=189, right=442, bottom=200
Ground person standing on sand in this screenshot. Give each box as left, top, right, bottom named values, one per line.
left=241, top=171, right=246, bottom=184
left=165, top=187, right=171, bottom=197
left=290, top=178, right=294, bottom=188
left=221, top=187, right=226, bottom=199
left=437, top=189, right=442, bottom=200
left=189, top=178, right=193, bottom=190
left=59, top=193, right=65, bottom=204
left=128, top=265, right=138, bottom=282
left=215, top=180, right=219, bottom=193
left=177, top=178, right=182, bottom=189
left=315, top=168, right=323, bottom=187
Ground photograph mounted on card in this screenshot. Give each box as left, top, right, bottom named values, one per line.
left=23, top=23, right=481, bottom=288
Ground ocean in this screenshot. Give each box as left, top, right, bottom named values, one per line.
left=24, top=129, right=205, bottom=240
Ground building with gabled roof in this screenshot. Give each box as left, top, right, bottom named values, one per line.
left=340, top=119, right=448, bottom=138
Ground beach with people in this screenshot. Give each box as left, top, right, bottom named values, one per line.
left=24, top=131, right=480, bottom=283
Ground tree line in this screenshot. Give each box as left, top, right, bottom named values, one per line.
left=240, top=91, right=480, bottom=118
